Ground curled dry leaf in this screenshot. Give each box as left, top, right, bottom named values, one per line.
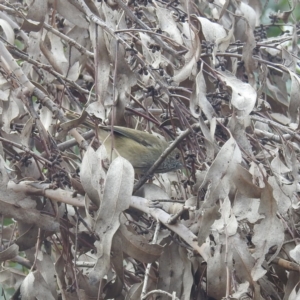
left=198, top=17, right=227, bottom=45
left=21, top=0, right=47, bottom=32
left=217, top=70, right=257, bottom=117
left=115, top=216, right=163, bottom=264
left=173, top=23, right=201, bottom=83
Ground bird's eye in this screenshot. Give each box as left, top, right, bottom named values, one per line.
left=175, top=153, right=180, bottom=159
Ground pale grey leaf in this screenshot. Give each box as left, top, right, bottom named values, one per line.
left=156, top=7, right=182, bottom=44
left=80, top=145, right=107, bottom=207
left=21, top=0, right=47, bottom=32
left=0, top=19, right=15, bottom=44
left=190, top=68, right=215, bottom=120
left=89, top=157, right=134, bottom=284
left=217, top=70, right=256, bottom=117
left=288, top=71, right=300, bottom=123
left=289, top=245, right=300, bottom=264
left=20, top=271, right=56, bottom=300
left=251, top=182, right=284, bottom=281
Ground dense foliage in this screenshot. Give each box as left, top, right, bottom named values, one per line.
left=0, top=0, right=300, bottom=299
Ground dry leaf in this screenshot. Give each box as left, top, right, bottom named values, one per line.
left=89, top=157, right=134, bottom=284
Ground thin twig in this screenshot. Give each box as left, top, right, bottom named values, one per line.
left=251, top=115, right=300, bottom=142
left=142, top=289, right=180, bottom=300
left=141, top=221, right=161, bottom=299
left=114, top=0, right=183, bottom=60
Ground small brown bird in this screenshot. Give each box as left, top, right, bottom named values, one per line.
left=98, top=126, right=182, bottom=174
